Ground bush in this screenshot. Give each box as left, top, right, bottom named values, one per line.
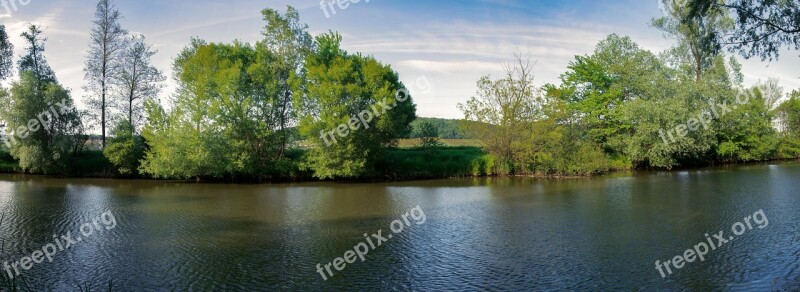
left=375, top=147, right=488, bottom=179
left=104, top=121, right=146, bottom=176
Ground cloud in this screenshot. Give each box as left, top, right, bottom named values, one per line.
left=398, top=60, right=504, bottom=74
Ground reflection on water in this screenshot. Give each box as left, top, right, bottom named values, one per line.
left=0, top=163, right=798, bottom=290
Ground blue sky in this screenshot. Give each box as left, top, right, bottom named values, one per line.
left=2, top=0, right=799, bottom=119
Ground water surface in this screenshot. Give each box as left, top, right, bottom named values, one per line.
left=0, top=163, right=798, bottom=290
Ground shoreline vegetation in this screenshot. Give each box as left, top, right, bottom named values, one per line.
left=1, top=2, right=799, bottom=183
left=0, top=146, right=796, bottom=183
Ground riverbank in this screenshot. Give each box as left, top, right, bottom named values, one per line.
left=1, top=147, right=797, bottom=183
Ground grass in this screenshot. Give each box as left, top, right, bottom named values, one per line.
left=397, top=138, right=482, bottom=148
left=375, top=146, right=491, bottom=179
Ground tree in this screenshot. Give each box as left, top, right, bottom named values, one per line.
left=546, top=34, right=666, bottom=157
left=689, top=0, right=800, bottom=61
left=775, top=91, right=800, bottom=158
left=115, top=34, right=164, bottom=130
left=416, top=121, right=442, bottom=148
left=652, top=0, right=733, bottom=82
left=259, top=6, right=313, bottom=157
left=104, top=120, right=145, bottom=175
left=0, top=25, right=12, bottom=81
left=0, top=26, right=82, bottom=173
left=297, top=33, right=416, bottom=178
left=458, top=54, right=540, bottom=174
left=85, top=0, right=128, bottom=148
left=18, top=25, right=56, bottom=84
left=755, top=77, right=784, bottom=111
left=777, top=90, right=800, bottom=135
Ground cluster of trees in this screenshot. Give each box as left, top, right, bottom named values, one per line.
left=459, top=0, right=800, bottom=176
left=0, top=4, right=417, bottom=180
left=0, top=0, right=163, bottom=174
left=409, top=118, right=467, bottom=139
left=139, top=8, right=415, bottom=180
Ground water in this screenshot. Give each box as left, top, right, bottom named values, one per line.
left=0, top=163, right=799, bottom=290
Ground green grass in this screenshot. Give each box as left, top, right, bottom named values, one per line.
left=375, top=146, right=491, bottom=179
left=397, top=139, right=482, bottom=148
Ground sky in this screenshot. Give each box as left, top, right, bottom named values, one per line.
left=2, top=0, right=799, bottom=119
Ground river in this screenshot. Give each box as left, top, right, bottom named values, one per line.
left=0, top=162, right=798, bottom=290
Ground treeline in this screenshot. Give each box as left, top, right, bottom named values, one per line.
left=409, top=118, right=468, bottom=139
left=0, top=3, right=418, bottom=180
left=459, top=0, right=800, bottom=176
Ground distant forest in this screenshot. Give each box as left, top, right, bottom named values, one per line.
left=409, top=118, right=468, bottom=139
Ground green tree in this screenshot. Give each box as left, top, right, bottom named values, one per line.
left=1, top=26, right=83, bottom=173
left=458, top=54, right=540, bottom=174
left=0, top=25, right=12, bottom=81
left=104, top=120, right=145, bottom=175
left=775, top=91, right=800, bottom=158
left=115, top=34, right=165, bottom=129
left=259, top=6, right=313, bottom=157
left=297, top=33, right=416, bottom=178
left=688, top=0, right=800, bottom=61
left=416, top=121, right=442, bottom=148
left=18, top=25, right=56, bottom=84
left=141, top=40, right=285, bottom=179
left=652, top=0, right=732, bottom=82
left=0, top=71, right=82, bottom=174
left=714, top=86, right=778, bottom=162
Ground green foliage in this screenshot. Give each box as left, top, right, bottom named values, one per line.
left=375, top=147, right=488, bottom=179
left=458, top=56, right=539, bottom=174
left=688, top=0, right=800, bottom=61
left=409, top=118, right=467, bottom=139
left=296, top=33, right=416, bottom=179
left=0, top=25, right=12, bottom=81
left=104, top=120, right=145, bottom=175
left=714, top=87, right=779, bottom=162
left=416, top=121, right=443, bottom=148
left=0, top=71, right=83, bottom=174
left=140, top=14, right=305, bottom=179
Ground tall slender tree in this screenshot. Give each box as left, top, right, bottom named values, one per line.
left=259, top=6, right=313, bottom=157
left=115, top=34, right=164, bottom=130
left=18, top=24, right=56, bottom=85
left=85, top=0, right=128, bottom=148
left=0, top=25, right=13, bottom=81
left=1, top=25, right=83, bottom=174
left=652, top=0, right=733, bottom=82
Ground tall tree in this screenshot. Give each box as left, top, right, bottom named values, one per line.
left=0, top=25, right=12, bottom=81
left=0, top=26, right=83, bottom=174
left=18, top=24, right=56, bottom=84
left=652, top=0, right=733, bottom=82
left=115, top=34, right=164, bottom=130
left=259, top=6, right=313, bottom=157
left=689, top=0, right=800, bottom=60
left=85, top=0, right=128, bottom=148
left=297, top=33, right=416, bottom=178
left=458, top=53, right=540, bottom=174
